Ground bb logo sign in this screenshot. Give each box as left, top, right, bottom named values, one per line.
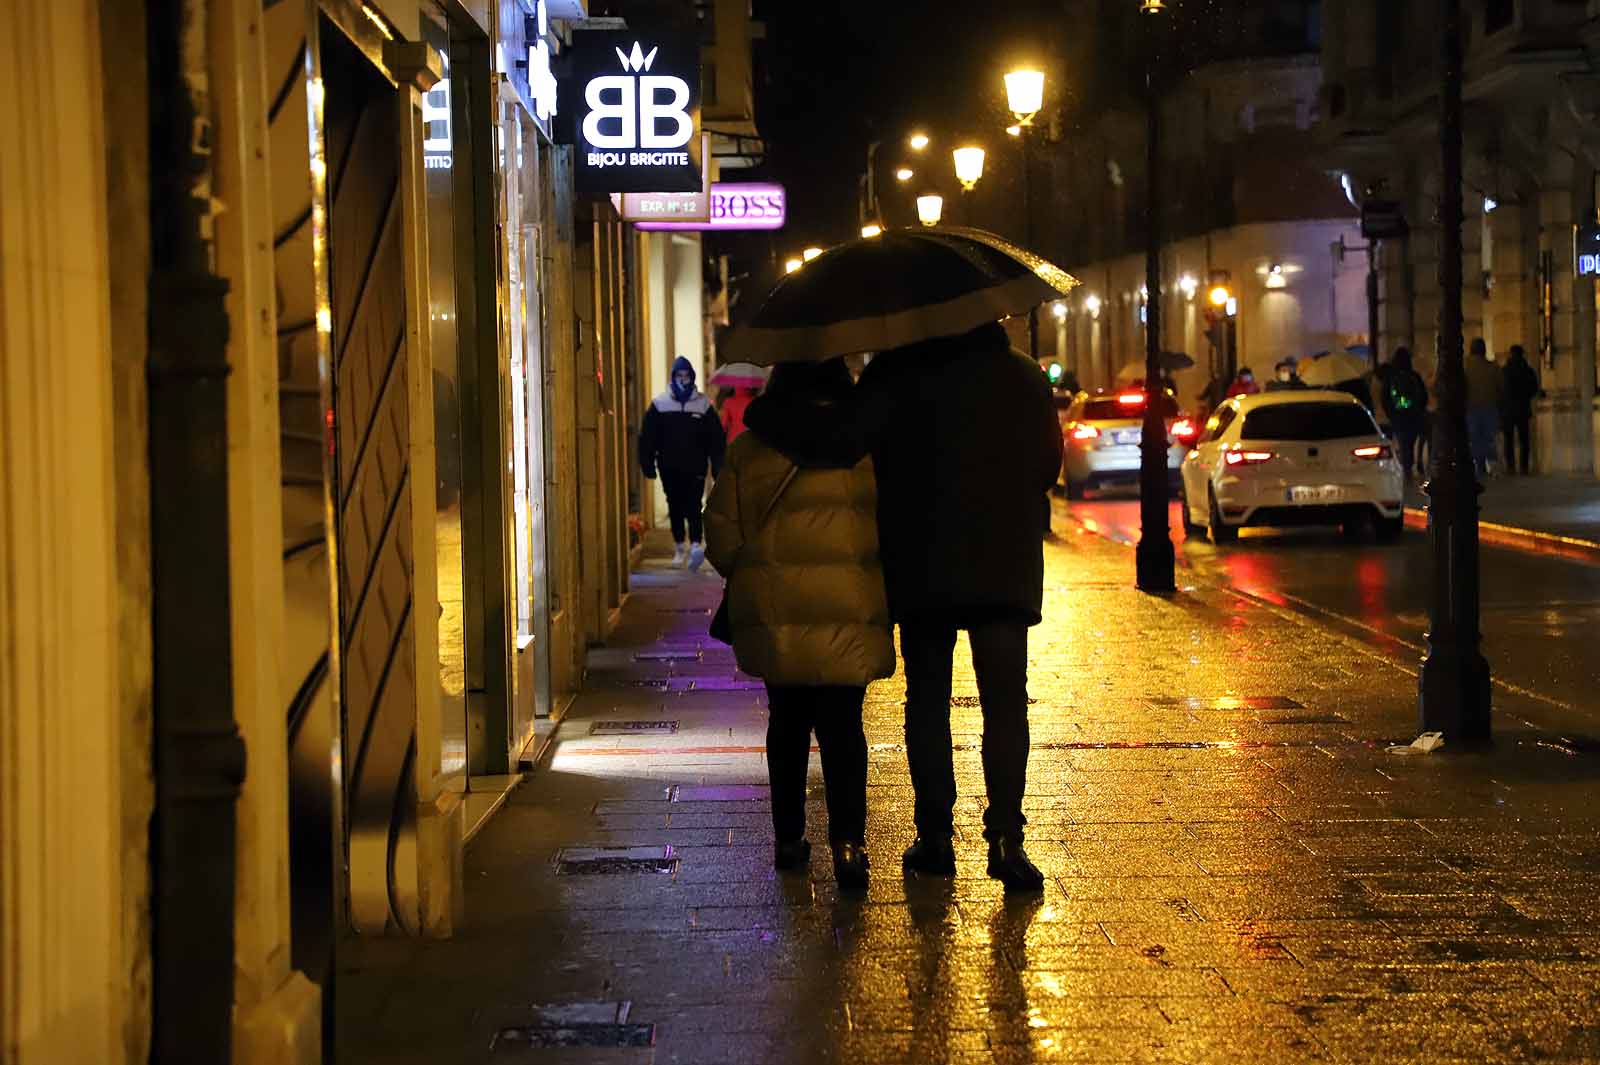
left=564, top=31, right=701, bottom=195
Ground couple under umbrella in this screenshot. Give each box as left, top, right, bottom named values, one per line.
left=704, top=228, right=1075, bottom=893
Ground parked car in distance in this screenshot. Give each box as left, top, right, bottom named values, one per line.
left=1060, top=389, right=1197, bottom=500
left=1179, top=390, right=1405, bottom=544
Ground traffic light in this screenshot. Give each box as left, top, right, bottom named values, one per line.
left=1047, top=362, right=1064, bottom=385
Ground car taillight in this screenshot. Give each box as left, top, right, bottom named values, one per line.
left=1116, top=393, right=1146, bottom=408
left=1352, top=445, right=1392, bottom=460
left=1224, top=449, right=1274, bottom=467
left=1171, top=418, right=1198, bottom=442
left=1070, top=423, right=1100, bottom=441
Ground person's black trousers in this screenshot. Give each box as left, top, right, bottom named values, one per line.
left=1503, top=416, right=1532, bottom=474
left=765, top=685, right=868, bottom=845
left=658, top=470, right=706, bottom=543
left=900, top=618, right=1030, bottom=844
left=1393, top=422, right=1423, bottom=478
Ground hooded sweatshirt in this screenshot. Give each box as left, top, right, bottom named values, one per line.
left=703, top=362, right=894, bottom=686
left=639, top=356, right=726, bottom=477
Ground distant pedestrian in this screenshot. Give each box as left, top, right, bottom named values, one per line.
left=828, top=321, right=1060, bottom=893
left=1463, top=338, right=1504, bottom=479
left=639, top=356, right=726, bottom=570
left=1264, top=360, right=1308, bottom=392
left=1381, top=347, right=1429, bottom=479
left=1225, top=367, right=1260, bottom=398
left=704, top=359, right=892, bottom=892
left=1501, top=344, right=1540, bottom=475
left=719, top=385, right=760, bottom=443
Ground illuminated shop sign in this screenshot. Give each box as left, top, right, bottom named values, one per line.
left=635, top=183, right=788, bottom=231
left=1577, top=222, right=1600, bottom=278
left=562, top=30, right=701, bottom=194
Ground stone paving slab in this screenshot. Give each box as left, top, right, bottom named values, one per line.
left=338, top=529, right=1600, bottom=1065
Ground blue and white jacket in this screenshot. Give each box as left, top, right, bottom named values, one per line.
left=639, top=390, right=726, bottom=478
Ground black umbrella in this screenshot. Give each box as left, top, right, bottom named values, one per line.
left=722, top=226, right=1079, bottom=365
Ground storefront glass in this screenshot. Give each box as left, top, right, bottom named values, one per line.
left=422, top=8, right=467, bottom=787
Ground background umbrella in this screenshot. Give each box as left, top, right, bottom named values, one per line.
left=1299, top=351, right=1371, bottom=386
left=721, top=226, right=1078, bottom=365
left=1114, top=351, right=1194, bottom=381
left=707, top=362, right=770, bottom=389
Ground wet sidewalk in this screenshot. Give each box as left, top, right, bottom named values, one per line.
left=1407, top=473, right=1600, bottom=559
left=339, top=529, right=1600, bottom=1064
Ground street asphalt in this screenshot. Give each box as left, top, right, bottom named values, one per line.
left=339, top=522, right=1600, bottom=1065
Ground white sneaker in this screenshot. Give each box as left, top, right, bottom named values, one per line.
left=688, top=543, right=706, bottom=572
left=670, top=543, right=688, bottom=568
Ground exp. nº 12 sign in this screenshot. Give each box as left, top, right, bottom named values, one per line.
left=562, top=31, right=701, bottom=195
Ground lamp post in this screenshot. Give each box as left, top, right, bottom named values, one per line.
left=1419, top=0, right=1492, bottom=742
left=916, top=193, right=944, bottom=226
left=1005, top=68, right=1045, bottom=359
left=1135, top=0, right=1175, bottom=593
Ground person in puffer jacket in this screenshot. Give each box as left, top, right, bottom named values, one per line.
left=639, top=356, right=726, bottom=570
left=704, top=358, right=893, bottom=892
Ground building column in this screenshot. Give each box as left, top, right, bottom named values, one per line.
left=1534, top=171, right=1596, bottom=473
left=211, top=0, right=322, bottom=1056
left=1, top=2, right=137, bottom=1061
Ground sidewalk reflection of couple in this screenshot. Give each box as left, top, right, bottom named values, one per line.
left=703, top=320, right=1062, bottom=895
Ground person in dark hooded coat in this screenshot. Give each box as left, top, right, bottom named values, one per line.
left=639, top=356, right=726, bottom=570
left=747, top=321, right=1062, bottom=892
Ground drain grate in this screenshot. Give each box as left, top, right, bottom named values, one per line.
left=1149, top=695, right=1304, bottom=711
left=494, top=1023, right=656, bottom=1049
left=590, top=720, right=679, bottom=736
left=633, top=651, right=703, bottom=662
left=1261, top=714, right=1348, bottom=725
left=664, top=677, right=764, bottom=692
left=950, top=696, right=1039, bottom=708
left=671, top=784, right=768, bottom=801
left=556, top=846, right=678, bottom=876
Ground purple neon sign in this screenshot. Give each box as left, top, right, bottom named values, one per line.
left=635, top=182, right=787, bottom=231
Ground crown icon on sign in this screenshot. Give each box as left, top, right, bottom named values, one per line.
left=614, top=42, right=659, bottom=72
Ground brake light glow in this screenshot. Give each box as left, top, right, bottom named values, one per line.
left=1116, top=393, right=1146, bottom=407
left=1224, top=449, right=1275, bottom=466
left=1352, top=445, right=1392, bottom=460
left=1171, top=418, right=1198, bottom=441
left=1070, top=423, right=1100, bottom=441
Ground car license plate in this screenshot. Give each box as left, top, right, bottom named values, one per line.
left=1112, top=429, right=1141, bottom=445
left=1289, top=485, right=1344, bottom=504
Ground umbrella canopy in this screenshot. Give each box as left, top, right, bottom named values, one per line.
left=1114, top=352, right=1195, bottom=381
left=1298, top=352, right=1371, bottom=386
left=722, top=226, right=1078, bottom=365
left=707, top=362, right=770, bottom=389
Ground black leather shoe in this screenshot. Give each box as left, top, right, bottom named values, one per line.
left=832, top=842, right=870, bottom=892
left=774, top=838, right=811, bottom=872
left=901, top=837, right=957, bottom=876
left=986, top=838, right=1045, bottom=893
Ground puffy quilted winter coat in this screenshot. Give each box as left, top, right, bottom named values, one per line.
left=704, top=421, right=895, bottom=687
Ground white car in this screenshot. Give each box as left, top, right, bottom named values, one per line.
left=1179, top=390, right=1405, bottom=544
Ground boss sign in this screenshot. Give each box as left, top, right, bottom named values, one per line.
left=635, top=184, right=788, bottom=232
left=565, top=31, right=702, bottom=195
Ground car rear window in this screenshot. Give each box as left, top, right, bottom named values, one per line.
left=1240, top=402, right=1378, bottom=441
left=1081, top=394, right=1178, bottom=421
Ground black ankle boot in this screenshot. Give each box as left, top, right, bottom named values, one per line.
left=986, top=837, right=1045, bottom=893
left=901, top=837, right=957, bottom=876
left=774, top=838, right=811, bottom=872
left=832, top=841, right=870, bottom=891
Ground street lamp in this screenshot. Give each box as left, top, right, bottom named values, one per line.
left=1135, top=0, right=1175, bottom=594
left=916, top=194, right=944, bottom=226
left=802, top=246, right=823, bottom=262
left=953, top=146, right=986, bottom=191
left=1004, top=67, right=1046, bottom=359
left=909, top=132, right=930, bottom=151
left=895, top=167, right=914, bottom=182
left=1005, top=124, right=1022, bottom=137
left=860, top=223, right=883, bottom=238
left=1420, top=0, right=1492, bottom=742
left=784, top=258, right=803, bottom=274
left=1004, top=69, right=1045, bottom=126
